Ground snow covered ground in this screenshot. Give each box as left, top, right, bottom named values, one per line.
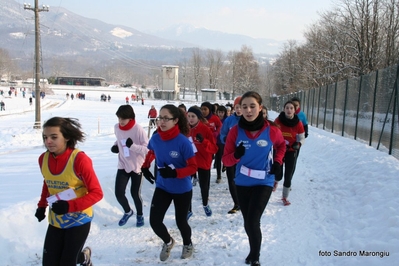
left=0, top=86, right=398, bottom=266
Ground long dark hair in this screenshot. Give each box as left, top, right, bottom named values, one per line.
left=160, top=104, right=190, bottom=136
left=43, top=117, right=85, bottom=148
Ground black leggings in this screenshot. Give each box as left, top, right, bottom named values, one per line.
left=115, top=169, right=143, bottom=215
left=275, top=151, right=297, bottom=188
left=198, top=168, right=211, bottom=206
left=215, top=143, right=224, bottom=176
left=150, top=188, right=192, bottom=245
left=236, top=185, right=272, bottom=262
left=42, top=222, right=90, bottom=266
left=226, top=165, right=239, bottom=206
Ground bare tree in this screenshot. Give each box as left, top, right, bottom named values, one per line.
left=191, top=48, right=203, bottom=101
left=270, top=0, right=399, bottom=94
left=228, top=46, right=261, bottom=97
left=0, top=49, right=18, bottom=81
left=205, top=49, right=224, bottom=89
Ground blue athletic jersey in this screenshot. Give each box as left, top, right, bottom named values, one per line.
left=234, top=126, right=275, bottom=187
left=297, top=111, right=308, bottom=126
left=148, top=133, right=194, bottom=194
left=220, top=114, right=241, bottom=144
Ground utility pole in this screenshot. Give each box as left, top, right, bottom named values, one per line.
left=24, top=1, right=49, bottom=129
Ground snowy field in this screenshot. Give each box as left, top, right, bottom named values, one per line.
left=0, top=86, right=398, bottom=266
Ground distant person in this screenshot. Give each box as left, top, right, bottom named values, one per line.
left=219, top=97, right=242, bottom=214
left=35, top=117, right=103, bottom=266
left=29, top=96, right=33, bottom=106
left=148, top=105, right=157, bottom=128
left=273, top=100, right=305, bottom=206
left=262, top=108, right=268, bottom=120
left=200, top=101, right=222, bottom=143
left=70, top=93, right=74, bottom=100
left=291, top=97, right=308, bottom=138
left=187, top=106, right=218, bottom=216
left=107, top=94, right=111, bottom=102
left=110, top=105, right=149, bottom=227
left=141, top=98, right=144, bottom=105
left=226, top=106, right=232, bottom=117
left=215, top=105, right=228, bottom=183
left=0, top=100, right=5, bottom=111
left=178, top=104, right=187, bottom=114
left=125, top=96, right=129, bottom=104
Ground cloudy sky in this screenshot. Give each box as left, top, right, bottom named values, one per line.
left=19, top=0, right=334, bottom=40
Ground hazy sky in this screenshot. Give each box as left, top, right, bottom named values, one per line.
left=19, top=0, right=334, bottom=41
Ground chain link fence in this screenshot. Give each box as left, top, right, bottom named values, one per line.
left=270, top=64, right=399, bottom=160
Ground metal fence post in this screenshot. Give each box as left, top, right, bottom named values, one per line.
left=388, top=64, right=399, bottom=155
left=323, top=85, right=328, bottom=130
left=369, top=70, right=379, bottom=146
left=316, top=86, right=321, bottom=127
left=332, top=82, right=338, bottom=133
left=354, top=76, right=363, bottom=140
left=342, top=79, right=349, bottom=137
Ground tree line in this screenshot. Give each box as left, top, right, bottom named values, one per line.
left=269, top=0, right=399, bottom=94
left=2, top=0, right=398, bottom=102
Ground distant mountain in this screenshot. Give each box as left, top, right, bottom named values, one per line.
left=148, top=23, right=284, bottom=55
left=1, top=0, right=280, bottom=77
left=0, top=0, right=194, bottom=59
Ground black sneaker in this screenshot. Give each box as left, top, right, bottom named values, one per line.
left=228, top=205, right=240, bottom=214
left=251, top=261, right=261, bottom=266
left=245, top=254, right=251, bottom=264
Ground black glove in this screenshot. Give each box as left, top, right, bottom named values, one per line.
left=51, top=200, right=69, bottom=215
left=292, top=142, right=301, bottom=150
left=141, top=167, right=155, bottom=184
left=196, top=133, right=204, bottom=143
left=234, top=142, right=245, bottom=159
left=304, top=125, right=309, bottom=138
left=159, top=163, right=177, bottom=178
left=35, top=207, right=46, bottom=222
left=269, top=162, right=281, bottom=175
left=111, top=145, right=119, bottom=153
left=126, top=138, right=133, bottom=148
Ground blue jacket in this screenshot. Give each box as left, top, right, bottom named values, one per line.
left=220, top=114, right=240, bottom=144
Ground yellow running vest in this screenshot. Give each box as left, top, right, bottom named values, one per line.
left=41, top=149, right=93, bottom=228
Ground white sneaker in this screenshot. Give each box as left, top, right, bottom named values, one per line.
left=160, top=237, right=175, bottom=261
left=181, top=243, right=194, bottom=259
left=81, top=246, right=92, bottom=266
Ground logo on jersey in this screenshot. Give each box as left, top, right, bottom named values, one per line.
left=256, top=139, right=268, bottom=147
left=169, top=151, right=179, bottom=158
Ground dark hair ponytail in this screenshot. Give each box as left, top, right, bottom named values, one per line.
left=160, top=104, right=190, bottom=136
